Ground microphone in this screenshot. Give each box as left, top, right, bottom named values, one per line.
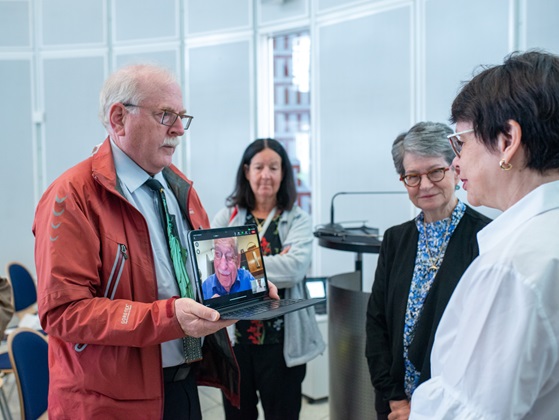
left=317, top=191, right=407, bottom=237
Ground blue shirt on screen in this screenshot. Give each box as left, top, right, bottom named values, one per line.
left=202, top=268, right=255, bottom=300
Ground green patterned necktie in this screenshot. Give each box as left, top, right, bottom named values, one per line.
left=145, top=178, right=202, bottom=363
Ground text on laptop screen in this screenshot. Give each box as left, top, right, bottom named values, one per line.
left=189, top=225, right=268, bottom=308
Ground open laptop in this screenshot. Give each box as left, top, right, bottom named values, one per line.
left=187, top=224, right=324, bottom=320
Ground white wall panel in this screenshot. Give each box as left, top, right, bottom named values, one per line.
left=42, top=56, right=106, bottom=184
left=42, top=0, right=104, bottom=45
left=316, top=6, right=413, bottom=279
left=114, top=0, right=178, bottom=42
left=424, top=0, right=510, bottom=123
left=526, top=0, right=559, bottom=53
left=187, top=0, right=251, bottom=34
left=115, top=49, right=178, bottom=73
left=0, top=1, right=30, bottom=47
left=187, top=41, right=252, bottom=220
left=259, top=0, right=308, bottom=25
left=318, top=0, right=383, bottom=14
left=0, top=59, right=35, bottom=271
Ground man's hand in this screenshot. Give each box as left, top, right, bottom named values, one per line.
left=388, top=399, right=410, bottom=420
left=174, top=298, right=236, bottom=337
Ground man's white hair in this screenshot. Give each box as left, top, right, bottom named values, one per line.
left=98, top=64, right=179, bottom=130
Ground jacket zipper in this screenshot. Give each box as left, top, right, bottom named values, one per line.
left=75, top=243, right=128, bottom=352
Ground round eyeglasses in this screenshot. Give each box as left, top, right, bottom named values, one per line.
left=122, top=103, right=193, bottom=130
left=400, top=167, right=450, bottom=187
left=447, top=128, right=474, bottom=158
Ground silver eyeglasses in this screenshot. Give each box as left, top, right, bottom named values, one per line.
left=400, top=167, right=450, bottom=187
left=213, top=249, right=237, bottom=263
left=447, top=128, right=474, bottom=158
left=122, top=103, right=193, bottom=130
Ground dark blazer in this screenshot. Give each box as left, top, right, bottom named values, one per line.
left=365, top=205, right=491, bottom=413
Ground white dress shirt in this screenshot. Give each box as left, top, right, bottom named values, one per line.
left=411, top=180, right=559, bottom=420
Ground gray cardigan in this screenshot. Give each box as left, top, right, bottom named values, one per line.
left=212, top=205, right=326, bottom=367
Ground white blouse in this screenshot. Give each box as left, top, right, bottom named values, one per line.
left=411, top=180, right=559, bottom=420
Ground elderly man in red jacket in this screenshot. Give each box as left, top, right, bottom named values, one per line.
left=33, top=64, right=278, bottom=420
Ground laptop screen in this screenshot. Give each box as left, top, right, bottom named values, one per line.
left=305, top=277, right=327, bottom=299
left=188, top=225, right=268, bottom=310
left=305, top=277, right=327, bottom=315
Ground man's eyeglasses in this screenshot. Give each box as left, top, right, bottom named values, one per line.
left=213, top=250, right=236, bottom=263
left=447, top=128, right=474, bottom=158
left=400, top=167, right=450, bottom=187
left=122, top=103, right=193, bottom=130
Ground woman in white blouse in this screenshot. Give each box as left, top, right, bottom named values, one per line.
left=411, top=50, right=559, bottom=419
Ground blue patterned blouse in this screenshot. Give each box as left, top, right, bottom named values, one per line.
left=402, top=200, right=466, bottom=398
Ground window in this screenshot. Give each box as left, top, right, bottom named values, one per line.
left=271, top=30, right=312, bottom=214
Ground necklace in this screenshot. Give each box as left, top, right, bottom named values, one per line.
left=423, top=218, right=451, bottom=272
left=252, top=214, right=264, bottom=233
left=251, top=208, right=277, bottom=234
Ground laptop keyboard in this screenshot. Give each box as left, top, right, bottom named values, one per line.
left=223, top=298, right=305, bottom=319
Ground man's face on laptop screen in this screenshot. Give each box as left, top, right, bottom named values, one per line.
left=213, top=238, right=239, bottom=291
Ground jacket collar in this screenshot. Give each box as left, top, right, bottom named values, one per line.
left=91, top=137, right=122, bottom=195
left=91, top=137, right=194, bottom=197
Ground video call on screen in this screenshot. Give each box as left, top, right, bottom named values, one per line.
left=191, top=226, right=267, bottom=302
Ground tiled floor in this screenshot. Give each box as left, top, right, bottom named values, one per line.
left=199, top=386, right=329, bottom=420
left=1, top=377, right=329, bottom=419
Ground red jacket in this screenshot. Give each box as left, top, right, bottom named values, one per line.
left=33, top=139, right=239, bottom=419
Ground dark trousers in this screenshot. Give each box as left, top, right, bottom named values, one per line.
left=163, top=364, right=202, bottom=420
left=222, top=343, right=306, bottom=420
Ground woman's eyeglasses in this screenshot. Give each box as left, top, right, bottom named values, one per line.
left=447, top=128, right=474, bottom=158
left=400, top=167, right=450, bottom=187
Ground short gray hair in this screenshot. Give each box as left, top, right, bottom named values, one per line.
left=214, top=237, right=238, bottom=255
left=98, top=64, right=179, bottom=130
left=391, top=121, right=454, bottom=176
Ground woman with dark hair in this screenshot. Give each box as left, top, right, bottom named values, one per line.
left=366, top=122, right=491, bottom=420
left=410, top=51, right=559, bottom=419
left=213, top=138, right=325, bottom=420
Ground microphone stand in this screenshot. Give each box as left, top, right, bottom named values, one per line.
left=329, top=190, right=407, bottom=229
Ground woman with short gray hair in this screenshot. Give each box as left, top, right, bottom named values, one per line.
left=365, top=121, right=491, bottom=420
